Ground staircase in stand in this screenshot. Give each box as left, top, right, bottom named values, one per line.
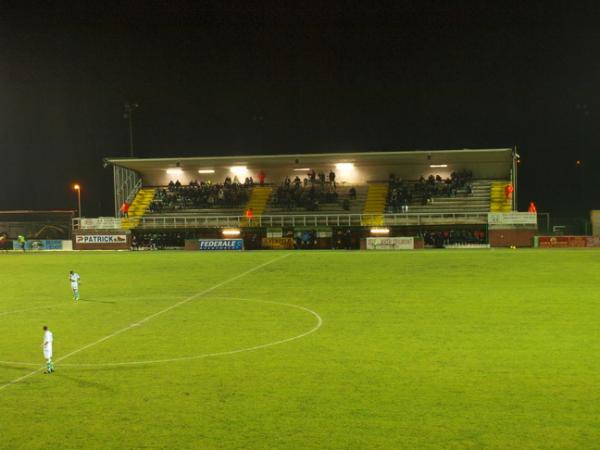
left=361, top=183, right=388, bottom=226
left=489, top=181, right=512, bottom=212
left=241, top=186, right=272, bottom=226
left=122, top=188, right=156, bottom=229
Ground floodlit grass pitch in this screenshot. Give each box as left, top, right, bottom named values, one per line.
left=1, top=250, right=600, bottom=449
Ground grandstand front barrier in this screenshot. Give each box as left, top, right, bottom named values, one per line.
left=73, top=212, right=489, bottom=230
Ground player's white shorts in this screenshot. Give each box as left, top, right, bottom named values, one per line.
left=71, top=283, right=79, bottom=290
left=43, top=345, right=53, bottom=359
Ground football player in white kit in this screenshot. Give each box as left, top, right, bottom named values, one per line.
left=69, top=270, right=81, bottom=301
left=42, top=326, right=54, bottom=373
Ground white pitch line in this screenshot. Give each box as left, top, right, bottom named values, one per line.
left=0, top=297, right=323, bottom=368
left=58, top=298, right=322, bottom=367
left=0, top=253, right=291, bottom=392
left=0, top=297, right=323, bottom=367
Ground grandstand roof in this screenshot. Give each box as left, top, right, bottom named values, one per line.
left=105, top=148, right=513, bottom=173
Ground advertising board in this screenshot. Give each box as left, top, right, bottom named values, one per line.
left=488, top=212, right=537, bottom=228
left=79, top=217, right=123, bottom=229
left=537, top=236, right=600, bottom=248
left=366, top=237, right=414, bottom=250
left=198, top=239, right=244, bottom=251
left=12, top=240, right=63, bottom=250
left=75, top=235, right=128, bottom=244
left=261, top=237, right=295, bottom=249
left=73, top=233, right=130, bottom=250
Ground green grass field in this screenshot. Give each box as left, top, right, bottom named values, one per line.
left=1, top=249, right=600, bottom=449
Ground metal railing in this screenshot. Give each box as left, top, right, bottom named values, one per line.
left=72, top=211, right=489, bottom=230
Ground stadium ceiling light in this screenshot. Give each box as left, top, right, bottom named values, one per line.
left=335, top=163, right=354, bottom=170
left=222, top=228, right=241, bottom=236
left=198, top=169, right=215, bottom=174
left=293, top=168, right=311, bottom=171
left=429, top=164, right=448, bottom=168
left=166, top=168, right=183, bottom=175
left=230, top=166, right=248, bottom=176
left=370, top=228, right=390, bottom=234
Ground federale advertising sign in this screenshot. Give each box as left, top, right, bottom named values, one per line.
left=76, top=235, right=128, bottom=244
left=198, top=239, right=244, bottom=251
left=366, top=237, right=414, bottom=250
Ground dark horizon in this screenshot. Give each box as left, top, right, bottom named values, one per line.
left=2, top=2, right=599, bottom=217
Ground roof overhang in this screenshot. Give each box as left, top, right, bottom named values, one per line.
left=105, top=148, right=513, bottom=173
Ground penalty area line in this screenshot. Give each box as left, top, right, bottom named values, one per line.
left=0, top=253, right=292, bottom=393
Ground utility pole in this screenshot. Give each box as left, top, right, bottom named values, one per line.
left=124, top=102, right=139, bottom=157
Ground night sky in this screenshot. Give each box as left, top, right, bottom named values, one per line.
left=2, top=2, right=599, bottom=216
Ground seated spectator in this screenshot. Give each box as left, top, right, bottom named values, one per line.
left=148, top=177, right=251, bottom=213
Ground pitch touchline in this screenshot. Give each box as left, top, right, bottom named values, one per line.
left=0, top=253, right=291, bottom=392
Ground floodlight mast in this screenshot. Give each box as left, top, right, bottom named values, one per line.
left=124, top=102, right=139, bottom=157
left=73, top=184, right=82, bottom=219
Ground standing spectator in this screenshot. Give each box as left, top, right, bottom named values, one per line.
left=505, top=183, right=514, bottom=200
left=344, top=229, right=352, bottom=250
left=120, top=201, right=130, bottom=218
left=328, top=170, right=336, bottom=187
left=258, top=170, right=266, bottom=186
left=318, top=172, right=326, bottom=185
left=17, top=234, right=26, bottom=251
left=245, top=207, right=254, bottom=223
left=528, top=201, right=537, bottom=213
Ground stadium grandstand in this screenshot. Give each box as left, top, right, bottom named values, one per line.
left=71, top=148, right=536, bottom=249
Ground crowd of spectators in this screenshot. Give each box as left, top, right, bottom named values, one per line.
left=423, top=229, right=485, bottom=247
left=148, top=178, right=250, bottom=213
left=132, top=232, right=185, bottom=249
left=387, top=169, right=474, bottom=212
left=272, top=170, right=351, bottom=211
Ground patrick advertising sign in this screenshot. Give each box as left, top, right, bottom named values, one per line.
left=76, top=235, right=128, bottom=244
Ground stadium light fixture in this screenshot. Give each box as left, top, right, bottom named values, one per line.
left=335, top=163, right=354, bottom=171
left=429, top=164, right=448, bottom=168
left=166, top=168, right=183, bottom=176
left=230, top=166, right=248, bottom=176
left=222, top=228, right=241, bottom=236
left=198, top=169, right=215, bottom=174
left=293, top=168, right=311, bottom=171
left=370, top=228, right=389, bottom=235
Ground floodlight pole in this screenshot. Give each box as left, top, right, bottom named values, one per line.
left=124, top=102, right=139, bottom=158
left=77, top=188, right=82, bottom=219
left=73, top=185, right=82, bottom=219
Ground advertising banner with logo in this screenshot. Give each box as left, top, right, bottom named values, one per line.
left=73, top=233, right=130, bottom=250
left=198, top=239, right=244, bottom=251
left=488, top=212, right=537, bottom=228
left=76, top=235, right=128, bottom=244
left=366, top=237, right=414, bottom=250
left=12, top=240, right=63, bottom=250
left=536, top=236, right=600, bottom=248
left=261, top=237, right=295, bottom=249
left=79, top=218, right=123, bottom=229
